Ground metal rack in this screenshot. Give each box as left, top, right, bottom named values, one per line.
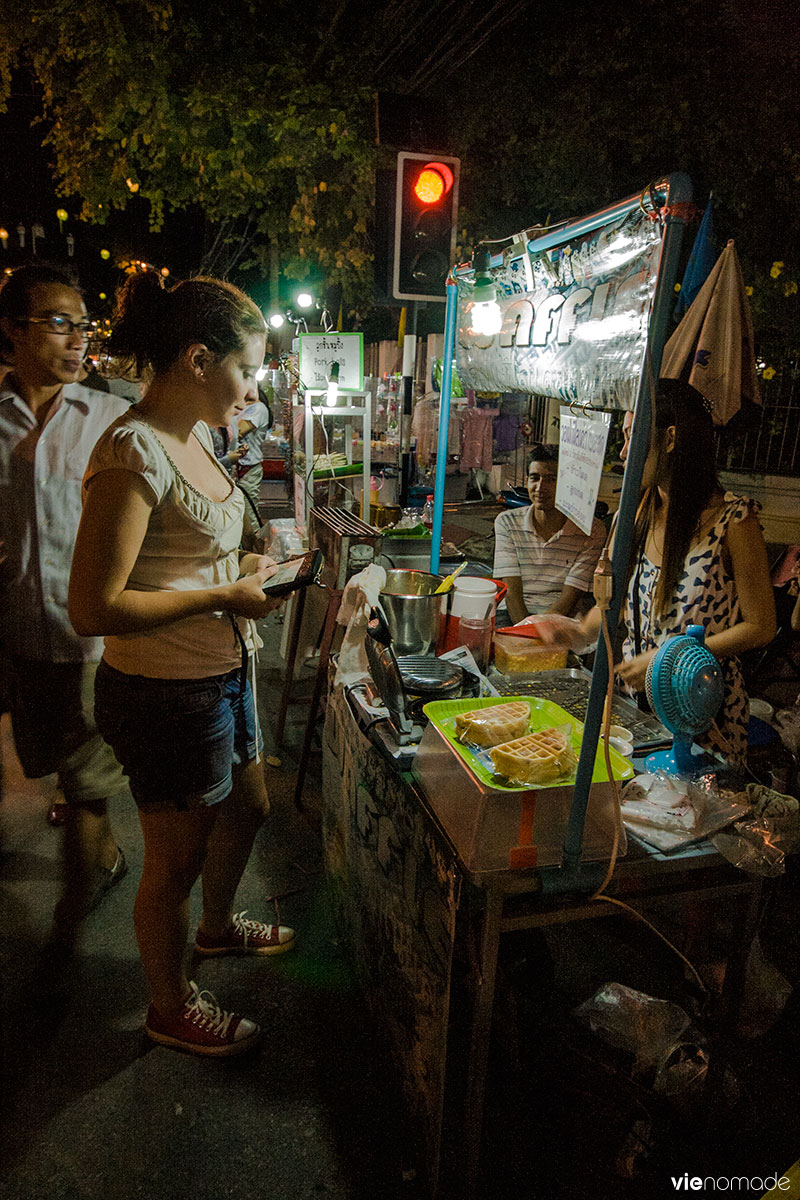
left=293, top=389, right=372, bottom=532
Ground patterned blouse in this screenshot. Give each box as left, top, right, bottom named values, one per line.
left=622, top=493, right=759, bottom=766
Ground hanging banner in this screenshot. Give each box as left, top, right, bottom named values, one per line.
left=456, top=207, right=662, bottom=408
left=556, top=409, right=611, bottom=535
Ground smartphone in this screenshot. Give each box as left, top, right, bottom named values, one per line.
left=261, top=549, right=323, bottom=597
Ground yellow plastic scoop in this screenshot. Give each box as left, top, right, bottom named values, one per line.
left=434, top=560, right=468, bottom=594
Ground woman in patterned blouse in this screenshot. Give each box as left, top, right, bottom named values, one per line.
left=548, top=380, right=776, bottom=765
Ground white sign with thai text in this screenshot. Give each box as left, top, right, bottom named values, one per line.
left=556, top=409, right=611, bottom=535
left=298, top=332, right=364, bottom=393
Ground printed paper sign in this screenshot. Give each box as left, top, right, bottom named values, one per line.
left=556, top=409, right=611, bottom=535
left=298, top=332, right=364, bottom=393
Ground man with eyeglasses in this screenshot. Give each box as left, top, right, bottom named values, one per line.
left=493, top=444, right=606, bottom=623
left=0, top=264, right=131, bottom=973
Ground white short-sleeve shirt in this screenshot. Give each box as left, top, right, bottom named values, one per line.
left=0, top=380, right=132, bottom=662
left=235, top=401, right=271, bottom=468
left=493, top=504, right=606, bottom=614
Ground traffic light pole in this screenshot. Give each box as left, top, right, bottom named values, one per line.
left=398, top=301, right=417, bottom=507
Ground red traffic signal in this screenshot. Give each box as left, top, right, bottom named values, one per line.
left=392, top=151, right=460, bottom=302
left=413, top=162, right=454, bottom=205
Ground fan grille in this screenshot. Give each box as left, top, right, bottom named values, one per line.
left=645, top=636, right=724, bottom=736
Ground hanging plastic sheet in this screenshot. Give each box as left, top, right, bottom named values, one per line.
left=456, top=206, right=662, bottom=406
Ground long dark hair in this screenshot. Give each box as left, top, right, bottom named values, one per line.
left=0, top=263, right=80, bottom=361
left=631, top=378, right=719, bottom=618
left=108, top=271, right=266, bottom=376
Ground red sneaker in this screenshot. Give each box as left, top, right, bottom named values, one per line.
left=194, top=910, right=295, bottom=958
left=145, top=982, right=261, bottom=1056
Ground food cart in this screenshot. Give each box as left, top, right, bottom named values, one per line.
left=319, top=176, right=768, bottom=1197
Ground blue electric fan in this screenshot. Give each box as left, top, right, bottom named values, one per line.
left=644, top=624, right=725, bottom=775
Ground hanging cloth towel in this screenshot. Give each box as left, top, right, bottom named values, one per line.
left=460, top=407, right=499, bottom=471
left=493, top=412, right=521, bottom=453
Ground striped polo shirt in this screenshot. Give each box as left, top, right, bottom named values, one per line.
left=493, top=504, right=607, bottom=614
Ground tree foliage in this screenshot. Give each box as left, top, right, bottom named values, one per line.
left=0, top=0, right=377, bottom=302
left=1, top=0, right=797, bottom=333
left=447, top=0, right=800, bottom=289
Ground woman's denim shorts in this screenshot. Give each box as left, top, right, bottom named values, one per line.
left=95, top=659, right=264, bottom=812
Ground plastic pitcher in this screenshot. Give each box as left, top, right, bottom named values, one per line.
left=450, top=577, right=507, bottom=621
left=441, top=577, right=508, bottom=653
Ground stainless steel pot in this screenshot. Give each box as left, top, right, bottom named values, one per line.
left=379, top=569, right=445, bottom=655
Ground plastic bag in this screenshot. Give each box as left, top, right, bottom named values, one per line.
left=737, top=936, right=793, bottom=1038
left=391, top=510, right=427, bottom=534
left=711, top=782, right=799, bottom=877
left=620, top=772, right=749, bottom=852
left=575, top=983, right=719, bottom=1115
left=774, top=703, right=800, bottom=754
left=332, top=564, right=387, bottom=688
left=263, top=518, right=305, bottom=562
left=652, top=1041, right=712, bottom=1117
left=574, top=982, right=693, bottom=1072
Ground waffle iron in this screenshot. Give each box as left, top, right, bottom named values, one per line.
left=364, top=607, right=468, bottom=744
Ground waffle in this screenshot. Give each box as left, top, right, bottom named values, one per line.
left=489, top=726, right=578, bottom=786
left=454, top=701, right=531, bottom=748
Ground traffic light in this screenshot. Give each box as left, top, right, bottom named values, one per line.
left=392, top=152, right=460, bottom=303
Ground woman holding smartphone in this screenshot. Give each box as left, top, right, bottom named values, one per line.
left=69, top=272, right=294, bottom=1057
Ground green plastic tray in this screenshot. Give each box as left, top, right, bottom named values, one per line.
left=422, top=695, right=634, bottom=792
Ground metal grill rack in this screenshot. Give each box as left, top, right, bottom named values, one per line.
left=491, top=667, right=671, bottom=752
left=309, top=506, right=383, bottom=589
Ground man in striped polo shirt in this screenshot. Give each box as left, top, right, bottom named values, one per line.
left=493, top=445, right=606, bottom=624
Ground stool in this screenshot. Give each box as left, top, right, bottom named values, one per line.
left=274, top=582, right=343, bottom=809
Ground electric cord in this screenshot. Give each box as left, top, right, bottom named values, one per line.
left=587, top=551, right=708, bottom=997
left=318, top=412, right=359, bottom=509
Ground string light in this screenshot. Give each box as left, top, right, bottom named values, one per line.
left=100, top=248, right=111, bottom=260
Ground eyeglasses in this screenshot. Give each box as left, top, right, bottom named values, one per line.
left=21, top=315, right=93, bottom=337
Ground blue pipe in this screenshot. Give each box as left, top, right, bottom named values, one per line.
left=561, top=171, right=692, bottom=870
left=525, top=187, right=661, bottom=256
left=430, top=280, right=459, bottom=576
left=455, top=186, right=668, bottom=277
